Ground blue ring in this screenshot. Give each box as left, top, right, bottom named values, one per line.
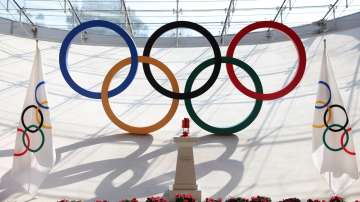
left=59, top=20, right=138, bottom=99
left=35, top=81, right=49, bottom=109
left=315, top=80, right=331, bottom=109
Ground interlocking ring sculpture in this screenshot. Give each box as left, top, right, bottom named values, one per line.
left=14, top=81, right=51, bottom=156
left=59, top=20, right=306, bottom=135
left=312, top=81, right=355, bottom=155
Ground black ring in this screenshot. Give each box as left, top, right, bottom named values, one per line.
left=143, top=21, right=221, bottom=100
left=21, top=105, right=43, bottom=133
left=323, top=104, right=349, bottom=132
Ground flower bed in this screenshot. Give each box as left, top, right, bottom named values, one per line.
left=57, top=195, right=358, bottom=202
left=146, top=196, right=169, bottom=202
left=205, top=197, right=222, bottom=202
left=176, top=194, right=196, bottom=202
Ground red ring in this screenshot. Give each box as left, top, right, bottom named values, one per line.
left=340, top=128, right=356, bottom=156
left=226, top=21, right=306, bottom=100
left=13, top=128, right=30, bottom=157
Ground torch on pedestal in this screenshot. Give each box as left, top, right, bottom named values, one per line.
left=168, top=118, right=201, bottom=202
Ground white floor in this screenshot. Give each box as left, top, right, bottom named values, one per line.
left=0, top=26, right=359, bottom=201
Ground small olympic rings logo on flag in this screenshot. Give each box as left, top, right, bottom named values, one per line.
left=59, top=20, right=306, bottom=135
left=312, top=81, right=355, bottom=156
left=14, top=81, right=51, bottom=156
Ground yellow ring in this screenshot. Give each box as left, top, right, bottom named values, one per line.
left=101, top=56, right=179, bottom=135
left=35, top=100, right=52, bottom=129
left=312, top=100, right=332, bottom=128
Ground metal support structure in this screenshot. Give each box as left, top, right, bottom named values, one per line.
left=121, top=0, right=134, bottom=36
left=12, top=0, right=34, bottom=26
left=272, top=0, right=287, bottom=22
left=175, top=0, right=179, bottom=47
left=66, top=0, right=81, bottom=25
left=316, top=0, right=340, bottom=33
left=62, top=0, right=66, bottom=12
left=220, top=0, right=236, bottom=44
left=320, top=0, right=340, bottom=21
left=266, top=0, right=287, bottom=36
left=288, top=0, right=292, bottom=10
left=12, top=0, right=37, bottom=36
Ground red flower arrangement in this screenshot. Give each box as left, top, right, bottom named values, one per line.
left=225, top=197, right=250, bottom=202
left=205, top=197, right=222, bottom=202
left=176, top=193, right=196, bottom=202
left=279, top=198, right=300, bottom=202
left=307, top=199, right=326, bottom=202
left=120, top=198, right=139, bottom=202
left=146, top=196, right=168, bottom=202
left=250, top=196, right=271, bottom=202
left=329, top=196, right=345, bottom=202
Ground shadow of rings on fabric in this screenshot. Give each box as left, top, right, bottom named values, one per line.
left=41, top=134, right=242, bottom=200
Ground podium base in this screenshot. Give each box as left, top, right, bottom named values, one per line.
left=168, top=189, right=201, bottom=202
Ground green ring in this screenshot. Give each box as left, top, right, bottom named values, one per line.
left=184, top=56, right=263, bottom=134
left=322, top=123, right=349, bottom=151
left=21, top=124, right=45, bottom=153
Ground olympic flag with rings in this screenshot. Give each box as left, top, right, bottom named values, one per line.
left=59, top=20, right=306, bottom=135
left=12, top=45, right=55, bottom=194
left=312, top=41, right=358, bottom=194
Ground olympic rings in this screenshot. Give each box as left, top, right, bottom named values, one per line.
left=312, top=100, right=332, bottom=128
left=312, top=80, right=355, bottom=155
left=35, top=81, right=49, bottom=109
left=21, top=105, right=43, bottom=133
left=15, top=80, right=51, bottom=156
left=35, top=100, right=52, bottom=129
left=184, top=57, right=263, bottom=134
left=59, top=20, right=138, bottom=99
left=323, top=124, right=349, bottom=152
left=101, top=56, right=179, bottom=135
left=315, top=81, right=331, bottom=109
left=226, top=21, right=306, bottom=100
left=59, top=20, right=307, bottom=134
left=323, top=104, right=349, bottom=132
left=14, top=128, right=30, bottom=156
left=21, top=125, right=45, bottom=153
left=143, top=21, right=222, bottom=100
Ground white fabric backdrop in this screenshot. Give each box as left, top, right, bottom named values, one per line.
left=0, top=26, right=359, bottom=201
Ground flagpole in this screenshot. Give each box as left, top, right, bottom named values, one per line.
left=323, top=38, right=333, bottom=196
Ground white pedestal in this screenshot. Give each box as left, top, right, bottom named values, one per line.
left=169, top=137, right=201, bottom=202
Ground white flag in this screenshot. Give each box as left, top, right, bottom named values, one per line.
left=312, top=40, right=359, bottom=194
left=12, top=43, right=55, bottom=194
